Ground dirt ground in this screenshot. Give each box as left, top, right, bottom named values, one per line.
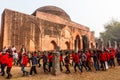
left=0, top=65, right=120, bottom=80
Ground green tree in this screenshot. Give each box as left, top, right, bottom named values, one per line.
left=100, top=19, right=120, bottom=47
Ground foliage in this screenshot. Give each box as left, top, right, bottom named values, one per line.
left=100, top=19, right=120, bottom=47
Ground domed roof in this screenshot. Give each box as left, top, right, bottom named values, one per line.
left=34, top=6, right=71, bottom=21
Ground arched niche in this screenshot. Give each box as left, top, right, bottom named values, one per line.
left=82, top=35, right=89, bottom=51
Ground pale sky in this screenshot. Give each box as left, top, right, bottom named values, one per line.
left=0, top=0, right=120, bottom=37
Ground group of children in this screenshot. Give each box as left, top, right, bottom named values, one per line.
left=64, top=49, right=115, bottom=74
left=0, top=49, right=13, bottom=79
left=0, top=46, right=41, bottom=79
left=0, top=45, right=120, bottom=79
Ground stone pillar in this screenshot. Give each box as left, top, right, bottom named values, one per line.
left=76, top=39, right=78, bottom=51
left=101, top=38, right=104, bottom=51
left=52, top=47, right=60, bottom=75
left=80, top=37, right=83, bottom=50
left=97, top=38, right=103, bottom=50
left=114, top=41, right=117, bottom=49
left=108, top=40, right=111, bottom=48
left=52, top=52, right=60, bottom=75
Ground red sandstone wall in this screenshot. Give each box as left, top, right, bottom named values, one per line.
left=1, top=9, right=96, bottom=51
left=36, top=11, right=89, bottom=31
left=1, top=9, right=41, bottom=51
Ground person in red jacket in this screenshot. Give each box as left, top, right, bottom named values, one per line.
left=71, top=51, right=75, bottom=66
left=105, top=50, right=110, bottom=65
left=6, top=53, right=13, bottom=79
left=21, top=53, right=28, bottom=76
left=48, top=52, right=53, bottom=72
left=73, top=52, right=82, bottom=73
left=86, top=50, right=92, bottom=71
left=109, top=49, right=115, bottom=67
left=59, top=51, right=64, bottom=71
left=1, top=51, right=8, bottom=76
left=99, top=50, right=107, bottom=70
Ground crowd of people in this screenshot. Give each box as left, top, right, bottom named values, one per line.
left=0, top=45, right=120, bottom=79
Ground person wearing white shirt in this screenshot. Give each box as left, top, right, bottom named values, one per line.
left=13, top=50, right=18, bottom=66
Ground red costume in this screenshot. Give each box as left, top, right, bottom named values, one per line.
left=1, top=53, right=8, bottom=65
left=60, top=55, right=63, bottom=62
left=74, top=54, right=80, bottom=63
left=86, top=52, right=91, bottom=62
left=21, top=55, right=28, bottom=66
left=0, top=53, right=2, bottom=63
left=99, top=52, right=107, bottom=61
left=48, top=54, right=53, bottom=62
left=71, top=52, right=75, bottom=62
left=105, top=51, right=110, bottom=61
left=7, top=56, right=13, bottom=68
left=110, top=49, right=115, bottom=59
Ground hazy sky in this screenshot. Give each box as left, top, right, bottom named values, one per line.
left=0, top=0, right=120, bottom=37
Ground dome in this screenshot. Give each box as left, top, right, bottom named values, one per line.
left=33, top=6, right=71, bottom=21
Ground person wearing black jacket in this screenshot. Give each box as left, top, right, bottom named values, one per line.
left=29, top=53, right=38, bottom=75
left=93, top=50, right=99, bottom=71
left=64, top=52, right=70, bottom=74
left=37, top=51, right=41, bottom=67
left=116, top=49, right=120, bottom=65
left=42, top=51, right=48, bottom=73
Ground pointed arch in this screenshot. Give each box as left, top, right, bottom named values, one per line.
left=74, top=35, right=81, bottom=51
left=51, top=40, right=57, bottom=50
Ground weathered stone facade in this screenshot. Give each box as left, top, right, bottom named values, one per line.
left=0, top=6, right=95, bottom=51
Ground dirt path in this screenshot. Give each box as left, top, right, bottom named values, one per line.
left=0, top=66, right=120, bottom=80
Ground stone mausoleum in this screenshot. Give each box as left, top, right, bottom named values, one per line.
left=0, top=6, right=95, bottom=51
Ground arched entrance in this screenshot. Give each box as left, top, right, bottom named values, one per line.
left=74, top=35, right=81, bottom=51
left=65, top=41, right=70, bottom=50
left=51, top=40, right=57, bottom=50
left=82, top=35, right=89, bottom=51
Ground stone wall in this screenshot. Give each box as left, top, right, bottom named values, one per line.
left=35, top=11, right=89, bottom=31
left=40, top=20, right=65, bottom=36
left=1, top=9, right=41, bottom=51
left=1, top=8, right=96, bottom=51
